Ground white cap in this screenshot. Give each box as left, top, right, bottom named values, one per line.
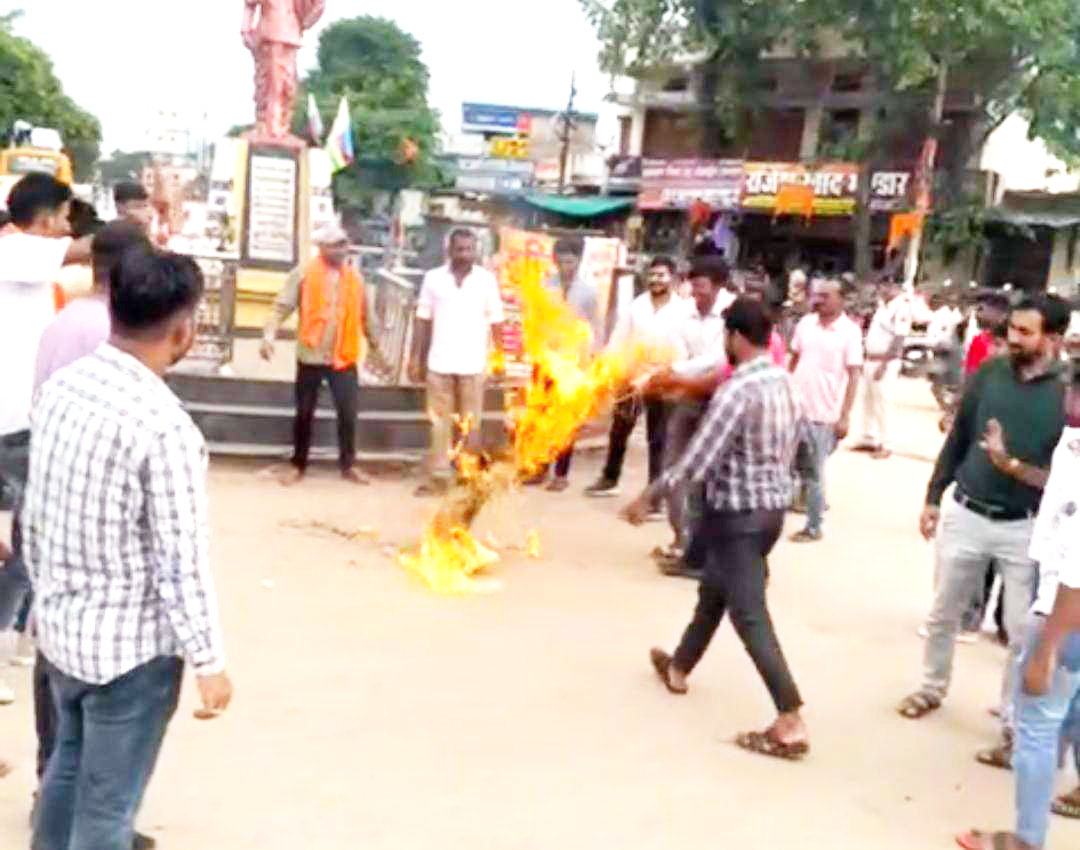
left=313, top=223, right=348, bottom=245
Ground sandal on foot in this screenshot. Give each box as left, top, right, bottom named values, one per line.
left=956, top=830, right=1017, bottom=850
left=735, top=730, right=809, bottom=761
left=898, top=691, right=941, bottom=719
left=648, top=648, right=687, bottom=694
left=1052, top=795, right=1080, bottom=819
left=975, top=743, right=1013, bottom=770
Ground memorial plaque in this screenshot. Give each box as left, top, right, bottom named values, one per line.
left=243, top=146, right=300, bottom=268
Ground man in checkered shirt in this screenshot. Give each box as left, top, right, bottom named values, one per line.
left=623, top=296, right=810, bottom=761
left=24, top=247, right=233, bottom=850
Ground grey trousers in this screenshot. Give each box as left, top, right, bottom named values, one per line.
left=663, top=400, right=708, bottom=551
left=921, top=495, right=1037, bottom=728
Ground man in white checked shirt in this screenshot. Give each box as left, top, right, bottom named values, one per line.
left=24, top=247, right=233, bottom=850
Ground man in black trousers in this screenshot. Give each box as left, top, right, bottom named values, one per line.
left=623, top=297, right=809, bottom=760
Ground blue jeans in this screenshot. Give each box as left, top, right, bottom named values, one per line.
left=0, top=432, right=31, bottom=632
left=1014, top=620, right=1080, bottom=848
left=802, top=421, right=837, bottom=535
left=32, top=655, right=183, bottom=850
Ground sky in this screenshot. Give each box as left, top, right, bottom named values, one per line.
left=12, top=0, right=612, bottom=153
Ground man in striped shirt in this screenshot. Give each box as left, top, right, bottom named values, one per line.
left=623, top=297, right=809, bottom=760
left=25, top=247, right=233, bottom=850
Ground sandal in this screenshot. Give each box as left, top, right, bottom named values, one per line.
left=735, top=729, right=809, bottom=761
left=898, top=691, right=941, bottom=719
left=649, top=648, right=688, bottom=695
left=1052, top=793, right=1080, bottom=819
left=975, top=742, right=1013, bottom=771
left=955, top=830, right=1017, bottom=850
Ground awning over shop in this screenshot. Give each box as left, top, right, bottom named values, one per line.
left=521, top=194, right=635, bottom=218
left=986, top=191, right=1080, bottom=228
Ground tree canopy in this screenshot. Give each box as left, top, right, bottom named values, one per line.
left=0, top=12, right=102, bottom=180
left=296, top=15, right=442, bottom=210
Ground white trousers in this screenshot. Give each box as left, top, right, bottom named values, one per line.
left=857, top=359, right=901, bottom=449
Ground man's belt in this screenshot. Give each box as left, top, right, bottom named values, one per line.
left=954, top=487, right=1036, bottom=522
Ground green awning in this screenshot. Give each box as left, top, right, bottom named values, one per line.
left=522, top=194, right=635, bottom=218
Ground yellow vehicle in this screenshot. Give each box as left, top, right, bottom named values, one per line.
left=0, top=146, right=73, bottom=184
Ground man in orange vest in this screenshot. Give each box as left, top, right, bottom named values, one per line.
left=261, top=224, right=369, bottom=485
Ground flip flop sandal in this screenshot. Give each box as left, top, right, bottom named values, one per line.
left=975, top=744, right=1013, bottom=770
left=898, top=692, right=941, bottom=719
left=956, top=830, right=1014, bottom=850
left=735, top=730, right=809, bottom=761
left=649, top=648, right=687, bottom=695
left=1052, top=797, right=1080, bottom=819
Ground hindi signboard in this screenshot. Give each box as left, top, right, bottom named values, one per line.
left=244, top=146, right=299, bottom=268
left=638, top=158, right=745, bottom=210
left=742, top=162, right=913, bottom=216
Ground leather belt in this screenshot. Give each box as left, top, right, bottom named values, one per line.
left=954, top=487, right=1035, bottom=522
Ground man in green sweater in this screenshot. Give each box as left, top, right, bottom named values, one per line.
left=898, top=294, right=1070, bottom=750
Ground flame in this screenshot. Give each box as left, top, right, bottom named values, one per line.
left=397, top=255, right=671, bottom=594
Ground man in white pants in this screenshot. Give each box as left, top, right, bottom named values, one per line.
left=854, top=278, right=911, bottom=459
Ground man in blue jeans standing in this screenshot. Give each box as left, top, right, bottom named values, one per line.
left=24, top=248, right=233, bottom=850
left=958, top=410, right=1080, bottom=850
left=787, top=278, right=863, bottom=543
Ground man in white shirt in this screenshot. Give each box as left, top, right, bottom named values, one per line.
left=788, top=278, right=864, bottom=542
left=585, top=256, right=690, bottom=499
left=408, top=228, right=504, bottom=496
left=959, top=419, right=1080, bottom=850
left=0, top=174, right=91, bottom=706
left=853, top=278, right=912, bottom=458
left=646, top=258, right=732, bottom=572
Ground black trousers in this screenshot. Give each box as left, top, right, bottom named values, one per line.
left=602, top=397, right=669, bottom=484
left=672, top=507, right=803, bottom=714
left=292, top=363, right=359, bottom=472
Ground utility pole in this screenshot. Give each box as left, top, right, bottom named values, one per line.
left=557, top=73, right=578, bottom=194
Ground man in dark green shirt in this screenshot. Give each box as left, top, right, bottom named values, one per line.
left=898, top=294, right=1070, bottom=754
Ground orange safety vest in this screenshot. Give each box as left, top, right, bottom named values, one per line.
left=299, top=256, right=364, bottom=370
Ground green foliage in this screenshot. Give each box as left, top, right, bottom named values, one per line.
left=0, top=18, right=101, bottom=180
left=296, top=15, right=441, bottom=207
left=97, top=150, right=152, bottom=186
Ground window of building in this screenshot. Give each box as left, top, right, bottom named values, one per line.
left=618, top=116, right=633, bottom=155
left=661, top=76, right=690, bottom=93
left=832, top=72, right=864, bottom=93
left=820, top=109, right=860, bottom=152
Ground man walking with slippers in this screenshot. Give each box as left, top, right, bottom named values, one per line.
left=622, top=297, right=809, bottom=761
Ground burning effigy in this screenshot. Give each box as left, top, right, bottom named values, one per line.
left=396, top=254, right=670, bottom=594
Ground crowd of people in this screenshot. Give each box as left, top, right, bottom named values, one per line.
left=2, top=164, right=1080, bottom=850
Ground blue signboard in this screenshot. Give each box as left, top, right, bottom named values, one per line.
left=462, top=103, right=526, bottom=135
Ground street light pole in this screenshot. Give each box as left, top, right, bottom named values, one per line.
left=557, top=73, right=578, bottom=194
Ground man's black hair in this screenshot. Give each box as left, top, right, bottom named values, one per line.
left=688, top=257, right=731, bottom=288
left=554, top=235, right=584, bottom=258
left=648, top=254, right=677, bottom=274
left=448, top=227, right=476, bottom=244
left=977, top=289, right=1011, bottom=313
left=68, top=199, right=103, bottom=239
left=1013, top=293, right=1072, bottom=336
left=92, top=221, right=151, bottom=287
left=7, top=173, right=72, bottom=228
left=114, top=181, right=149, bottom=205
left=724, top=296, right=773, bottom=348
left=110, top=248, right=204, bottom=337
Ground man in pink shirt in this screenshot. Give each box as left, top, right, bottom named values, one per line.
left=788, top=278, right=863, bottom=542
left=35, top=221, right=149, bottom=391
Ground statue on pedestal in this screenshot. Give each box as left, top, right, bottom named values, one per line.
left=242, top=0, right=326, bottom=145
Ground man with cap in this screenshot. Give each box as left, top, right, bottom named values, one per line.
left=261, top=223, right=370, bottom=485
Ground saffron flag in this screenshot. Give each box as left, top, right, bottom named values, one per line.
left=306, top=93, right=325, bottom=145
left=325, top=96, right=354, bottom=172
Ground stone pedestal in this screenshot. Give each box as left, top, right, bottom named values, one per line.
left=232, top=138, right=312, bottom=329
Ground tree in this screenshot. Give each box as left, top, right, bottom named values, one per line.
left=581, top=0, right=1080, bottom=278
left=98, top=150, right=152, bottom=186
left=0, top=13, right=102, bottom=180
left=296, top=16, right=441, bottom=211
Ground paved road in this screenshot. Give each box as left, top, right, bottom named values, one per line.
left=1, top=379, right=1077, bottom=850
